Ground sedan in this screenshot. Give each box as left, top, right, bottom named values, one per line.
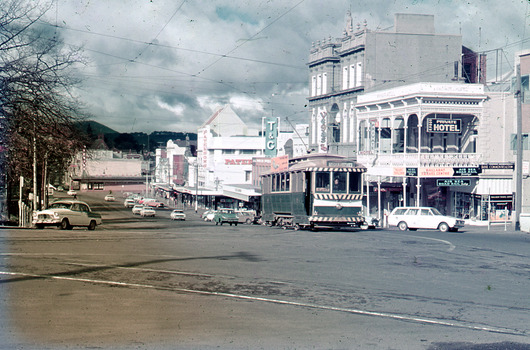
left=140, top=206, right=156, bottom=217
left=32, top=200, right=102, bottom=230
left=132, top=205, right=144, bottom=215
left=104, top=194, right=116, bottom=202
left=170, top=209, right=186, bottom=220
left=67, top=189, right=77, bottom=196
left=213, top=208, right=238, bottom=226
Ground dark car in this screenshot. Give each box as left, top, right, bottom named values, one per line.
left=213, top=208, right=239, bottom=226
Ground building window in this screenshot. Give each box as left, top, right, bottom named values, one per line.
left=511, top=133, right=530, bottom=151
left=312, top=75, right=317, bottom=97
left=342, top=66, right=348, bottom=89
left=223, top=149, right=236, bottom=154
left=349, top=64, right=355, bottom=89
left=356, top=62, right=363, bottom=86
left=316, top=74, right=322, bottom=95
left=245, top=170, right=251, bottom=182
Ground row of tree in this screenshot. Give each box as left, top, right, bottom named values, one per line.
left=1, top=0, right=88, bottom=217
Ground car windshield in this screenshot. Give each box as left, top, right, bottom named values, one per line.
left=431, top=208, right=442, bottom=215
left=49, top=202, right=72, bottom=209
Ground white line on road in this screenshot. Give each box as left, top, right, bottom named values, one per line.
left=0, top=270, right=525, bottom=337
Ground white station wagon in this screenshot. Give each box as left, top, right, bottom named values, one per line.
left=388, top=206, right=465, bottom=232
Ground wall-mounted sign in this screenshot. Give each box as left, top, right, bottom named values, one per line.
left=419, top=167, right=453, bottom=177
left=270, top=155, right=289, bottom=172
left=318, top=110, right=328, bottom=153
left=426, top=118, right=461, bottom=133
left=437, top=179, right=471, bottom=187
left=406, top=167, right=417, bottom=177
left=225, top=159, right=252, bottom=165
left=264, top=117, right=278, bottom=157
left=452, top=167, right=481, bottom=176
left=480, top=163, right=515, bottom=170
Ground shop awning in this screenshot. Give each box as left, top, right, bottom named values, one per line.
left=223, top=184, right=261, bottom=202
left=475, top=178, right=513, bottom=195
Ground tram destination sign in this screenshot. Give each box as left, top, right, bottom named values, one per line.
left=437, top=179, right=471, bottom=187
left=426, top=118, right=461, bottom=133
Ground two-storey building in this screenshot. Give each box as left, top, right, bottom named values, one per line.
left=308, top=13, right=484, bottom=157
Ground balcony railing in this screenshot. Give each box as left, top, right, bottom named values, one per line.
left=358, top=152, right=482, bottom=168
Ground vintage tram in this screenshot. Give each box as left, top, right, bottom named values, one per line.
left=260, top=154, right=367, bottom=230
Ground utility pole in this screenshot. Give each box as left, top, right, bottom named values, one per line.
left=194, top=162, right=198, bottom=213
left=514, top=63, right=523, bottom=231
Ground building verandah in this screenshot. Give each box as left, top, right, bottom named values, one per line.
left=355, top=83, right=488, bottom=221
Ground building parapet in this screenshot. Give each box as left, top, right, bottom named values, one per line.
left=358, top=152, right=482, bottom=168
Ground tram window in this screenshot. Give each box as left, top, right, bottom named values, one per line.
left=315, top=172, right=330, bottom=192
left=280, top=173, right=286, bottom=191
left=285, top=173, right=290, bottom=192
left=332, top=172, right=347, bottom=193
left=348, top=173, right=360, bottom=192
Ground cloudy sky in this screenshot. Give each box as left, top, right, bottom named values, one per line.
left=39, top=0, right=529, bottom=134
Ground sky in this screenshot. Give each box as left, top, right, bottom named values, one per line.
left=36, top=0, right=530, bottom=134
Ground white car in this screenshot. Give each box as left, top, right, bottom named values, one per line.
left=170, top=209, right=186, bottom=220
left=124, top=198, right=136, bottom=208
left=104, top=194, right=115, bottom=202
left=388, top=206, right=465, bottom=232
left=140, top=206, right=156, bottom=217
left=132, top=204, right=144, bottom=215
left=32, top=200, right=102, bottom=230
left=67, top=189, right=77, bottom=196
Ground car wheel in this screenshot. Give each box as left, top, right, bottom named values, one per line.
left=398, top=221, right=408, bottom=231
left=235, top=223, right=238, bottom=226
left=245, top=218, right=252, bottom=225
left=438, top=222, right=449, bottom=232
left=36, top=224, right=44, bottom=229
left=88, top=220, right=96, bottom=231
left=60, top=218, right=71, bottom=230
left=293, top=224, right=300, bottom=231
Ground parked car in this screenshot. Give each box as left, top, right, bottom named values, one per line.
left=132, top=204, right=144, bottom=215
left=236, top=209, right=258, bottom=224
left=213, top=208, right=239, bottom=226
left=388, top=206, right=465, bottom=232
left=170, top=209, right=186, bottom=220
left=104, top=194, right=115, bottom=202
left=124, top=198, right=136, bottom=208
left=202, top=210, right=216, bottom=222
left=140, top=206, right=156, bottom=217
left=32, top=200, right=102, bottom=230
left=67, top=189, right=77, bottom=196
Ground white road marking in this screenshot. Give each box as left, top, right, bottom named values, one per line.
left=0, top=270, right=524, bottom=336
left=394, top=233, right=456, bottom=251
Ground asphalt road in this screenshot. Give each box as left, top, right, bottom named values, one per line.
left=0, top=192, right=529, bottom=349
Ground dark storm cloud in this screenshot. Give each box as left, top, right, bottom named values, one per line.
left=40, top=0, right=528, bottom=133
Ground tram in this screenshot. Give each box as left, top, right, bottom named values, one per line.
left=260, top=154, right=367, bottom=230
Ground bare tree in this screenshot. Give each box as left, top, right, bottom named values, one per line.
left=1, top=0, right=88, bottom=220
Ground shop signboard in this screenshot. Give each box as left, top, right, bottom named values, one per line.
left=436, top=179, right=471, bottom=187
left=452, top=167, right=481, bottom=176
left=426, top=118, right=461, bottom=133
left=264, top=116, right=278, bottom=157
left=406, top=167, right=417, bottom=176
left=480, top=163, right=515, bottom=170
